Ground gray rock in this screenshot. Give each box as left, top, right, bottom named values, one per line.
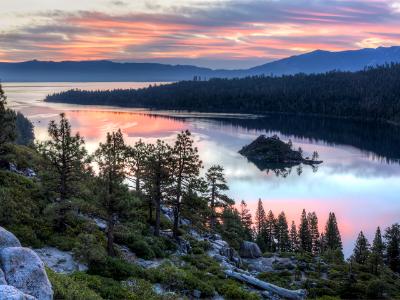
left=1, top=247, right=53, bottom=300
left=0, top=268, right=7, bottom=285
left=239, top=241, right=262, bottom=258
left=0, top=285, right=37, bottom=300
left=35, top=247, right=87, bottom=274
left=0, top=227, right=21, bottom=249
left=192, top=289, right=201, bottom=298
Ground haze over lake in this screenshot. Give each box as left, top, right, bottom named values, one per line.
left=4, top=82, right=400, bottom=256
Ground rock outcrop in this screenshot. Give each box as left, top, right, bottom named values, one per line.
left=239, top=241, right=262, bottom=258
left=35, top=247, right=88, bottom=274
left=0, top=226, right=53, bottom=300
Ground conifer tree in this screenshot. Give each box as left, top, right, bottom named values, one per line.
left=384, top=223, right=400, bottom=273
left=39, top=113, right=88, bottom=230
left=370, top=226, right=384, bottom=273
left=265, top=210, right=277, bottom=252
left=255, top=199, right=267, bottom=251
left=220, top=206, right=246, bottom=249
left=325, top=212, right=343, bottom=251
left=0, top=84, right=16, bottom=149
left=352, top=231, right=370, bottom=264
left=143, top=140, right=173, bottom=236
left=299, top=209, right=312, bottom=252
left=289, top=221, right=299, bottom=252
left=206, top=165, right=233, bottom=232
left=170, top=130, right=202, bottom=238
left=239, top=200, right=253, bottom=241
left=125, top=139, right=148, bottom=192
left=276, top=212, right=290, bottom=252
left=94, top=129, right=128, bottom=256
left=308, top=212, right=320, bottom=254
left=255, top=199, right=266, bottom=235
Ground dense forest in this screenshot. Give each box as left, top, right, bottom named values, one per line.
left=46, top=64, right=400, bottom=124
left=2, top=83, right=400, bottom=299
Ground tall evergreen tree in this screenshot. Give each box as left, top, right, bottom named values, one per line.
left=384, top=223, right=400, bottom=273
left=299, top=209, right=312, bottom=252
left=370, top=226, right=384, bottom=273
left=143, top=140, right=173, bottom=236
left=255, top=199, right=266, bottom=235
left=325, top=212, right=343, bottom=251
left=0, top=84, right=16, bottom=149
left=125, top=139, right=148, bottom=192
left=170, top=130, right=202, bottom=238
left=352, top=231, right=370, bottom=264
left=94, top=129, right=128, bottom=256
left=276, top=212, right=290, bottom=252
left=220, top=206, right=246, bottom=249
left=265, top=210, right=277, bottom=252
left=289, top=221, right=299, bottom=252
left=239, top=200, right=253, bottom=241
left=206, top=165, right=233, bottom=232
left=308, top=212, right=320, bottom=254
left=39, top=113, right=88, bottom=230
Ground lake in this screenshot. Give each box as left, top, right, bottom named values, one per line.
left=4, top=82, right=400, bottom=256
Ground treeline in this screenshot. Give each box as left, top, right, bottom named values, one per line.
left=245, top=199, right=400, bottom=274
left=37, top=113, right=236, bottom=255
left=0, top=84, right=34, bottom=149
left=46, top=64, right=400, bottom=124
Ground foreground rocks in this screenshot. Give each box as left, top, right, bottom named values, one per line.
left=239, top=241, right=262, bottom=259
left=0, top=227, right=53, bottom=300
left=35, top=247, right=88, bottom=274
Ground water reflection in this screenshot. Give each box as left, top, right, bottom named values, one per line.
left=4, top=82, right=400, bottom=256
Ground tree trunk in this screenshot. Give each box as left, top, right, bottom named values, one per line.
left=107, top=215, right=116, bottom=256
left=210, top=184, right=216, bottom=231
left=148, top=200, right=153, bottom=224
left=173, top=202, right=180, bottom=239
left=225, top=270, right=306, bottom=300
left=155, top=198, right=161, bottom=237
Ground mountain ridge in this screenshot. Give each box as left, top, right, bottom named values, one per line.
left=1, top=46, right=400, bottom=81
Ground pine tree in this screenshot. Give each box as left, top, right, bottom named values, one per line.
left=276, top=212, right=290, bottom=252
left=308, top=212, right=320, bottom=254
left=255, top=199, right=267, bottom=251
left=352, top=231, right=370, bottom=264
left=325, top=212, right=343, bottom=251
left=220, top=206, right=245, bottom=249
left=206, top=165, right=233, bottom=232
left=299, top=209, right=312, bottom=252
left=384, top=223, right=400, bottom=273
left=289, top=221, right=299, bottom=252
left=0, top=84, right=16, bottom=149
left=39, top=113, right=88, bottom=230
left=170, top=130, right=203, bottom=238
left=255, top=199, right=266, bottom=235
left=239, top=200, right=253, bottom=241
left=125, top=139, right=148, bottom=192
left=143, top=140, right=173, bottom=237
left=265, top=210, right=277, bottom=252
left=94, top=129, right=128, bottom=256
left=370, top=226, right=384, bottom=273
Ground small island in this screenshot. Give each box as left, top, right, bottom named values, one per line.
left=239, top=135, right=322, bottom=172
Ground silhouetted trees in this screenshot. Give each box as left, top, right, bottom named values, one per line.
left=46, top=63, right=400, bottom=124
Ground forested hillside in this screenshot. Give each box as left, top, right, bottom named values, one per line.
left=2, top=83, right=400, bottom=299
left=46, top=64, right=400, bottom=124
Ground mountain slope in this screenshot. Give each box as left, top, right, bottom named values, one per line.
left=1, top=46, right=400, bottom=81
left=248, top=46, right=400, bottom=75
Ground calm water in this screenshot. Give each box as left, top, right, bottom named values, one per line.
left=4, top=82, right=400, bottom=256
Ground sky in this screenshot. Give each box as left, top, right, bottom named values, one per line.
left=1, top=0, right=400, bottom=68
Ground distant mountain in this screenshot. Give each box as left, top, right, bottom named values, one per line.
left=1, top=46, right=400, bottom=82
left=247, top=46, right=400, bottom=75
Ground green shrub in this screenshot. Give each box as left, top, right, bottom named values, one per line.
left=73, top=233, right=107, bottom=264
left=366, top=279, right=388, bottom=299
left=72, top=272, right=137, bottom=300
left=88, top=257, right=143, bottom=280
left=47, top=269, right=103, bottom=300
left=217, top=280, right=260, bottom=300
